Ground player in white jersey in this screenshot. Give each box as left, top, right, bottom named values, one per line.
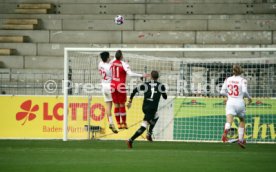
left=220, top=64, right=252, bottom=148
left=98, top=51, right=118, bottom=133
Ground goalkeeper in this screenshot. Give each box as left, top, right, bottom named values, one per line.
left=126, top=71, right=167, bottom=149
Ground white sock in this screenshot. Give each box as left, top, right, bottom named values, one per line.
left=225, top=122, right=231, bottom=130
left=108, top=116, right=113, bottom=125
left=238, top=127, right=244, bottom=141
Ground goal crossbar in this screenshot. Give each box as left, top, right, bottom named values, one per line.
left=64, top=47, right=276, bottom=52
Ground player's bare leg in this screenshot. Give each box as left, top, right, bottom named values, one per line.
left=106, top=101, right=118, bottom=133
left=222, top=114, right=233, bottom=142
left=237, top=117, right=246, bottom=148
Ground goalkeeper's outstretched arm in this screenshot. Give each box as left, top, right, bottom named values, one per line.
left=127, top=84, right=145, bottom=109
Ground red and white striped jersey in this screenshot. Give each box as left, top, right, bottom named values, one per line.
left=111, top=59, right=142, bottom=87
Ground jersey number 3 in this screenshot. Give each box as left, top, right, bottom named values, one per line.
left=228, top=84, right=239, bottom=96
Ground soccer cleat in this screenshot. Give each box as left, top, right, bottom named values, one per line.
left=237, top=140, right=246, bottom=149
left=109, top=124, right=118, bottom=134
left=228, top=138, right=238, bottom=143
left=126, top=140, right=133, bottom=149
left=222, top=130, right=228, bottom=143
left=122, top=123, right=128, bottom=129
left=146, top=134, right=153, bottom=142
left=118, top=123, right=123, bottom=129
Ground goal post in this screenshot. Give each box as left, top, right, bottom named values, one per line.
left=63, top=47, right=276, bottom=143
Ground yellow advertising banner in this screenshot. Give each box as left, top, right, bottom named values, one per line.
left=0, top=96, right=144, bottom=140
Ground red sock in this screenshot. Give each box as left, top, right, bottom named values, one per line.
left=121, top=115, right=126, bottom=124
left=120, top=106, right=126, bottom=124
left=224, top=129, right=228, bottom=135
left=114, top=107, right=120, bottom=124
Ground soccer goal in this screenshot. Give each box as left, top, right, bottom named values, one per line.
left=63, top=47, right=276, bottom=143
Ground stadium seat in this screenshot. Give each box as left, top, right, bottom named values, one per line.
left=3, top=19, right=38, bottom=30
left=0, top=35, right=25, bottom=43
left=0, top=48, right=13, bottom=55
left=15, top=3, right=54, bottom=14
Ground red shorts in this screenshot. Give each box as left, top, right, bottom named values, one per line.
left=111, top=89, right=126, bottom=104
left=111, top=82, right=127, bottom=104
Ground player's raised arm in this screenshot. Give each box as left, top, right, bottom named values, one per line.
left=122, top=61, right=149, bottom=78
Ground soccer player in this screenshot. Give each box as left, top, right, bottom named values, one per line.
left=98, top=51, right=118, bottom=133
left=111, top=50, right=148, bottom=129
left=126, top=71, right=167, bottom=149
left=220, top=64, right=252, bottom=148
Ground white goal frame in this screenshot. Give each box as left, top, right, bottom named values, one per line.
left=63, top=47, right=276, bottom=141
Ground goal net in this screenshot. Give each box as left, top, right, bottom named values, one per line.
left=63, top=48, right=276, bottom=143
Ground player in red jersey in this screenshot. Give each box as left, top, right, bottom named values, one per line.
left=111, top=50, right=148, bottom=129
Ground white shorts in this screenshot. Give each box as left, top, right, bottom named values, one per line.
left=225, top=100, right=246, bottom=117
left=101, top=83, right=112, bottom=102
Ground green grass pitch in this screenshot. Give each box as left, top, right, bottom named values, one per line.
left=0, top=140, right=276, bottom=172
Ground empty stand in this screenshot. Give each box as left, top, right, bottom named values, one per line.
left=2, top=19, right=38, bottom=30
left=0, top=35, right=25, bottom=43
left=15, top=3, right=54, bottom=14
left=0, top=0, right=275, bottom=95
left=0, top=48, right=13, bottom=55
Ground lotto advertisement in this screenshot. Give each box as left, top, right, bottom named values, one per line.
left=0, top=96, right=144, bottom=140
left=0, top=96, right=275, bottom=142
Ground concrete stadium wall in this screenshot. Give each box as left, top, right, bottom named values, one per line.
left=1, top=0, right=276, bottom=14
left=0, top=0, right=275, bottom=95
